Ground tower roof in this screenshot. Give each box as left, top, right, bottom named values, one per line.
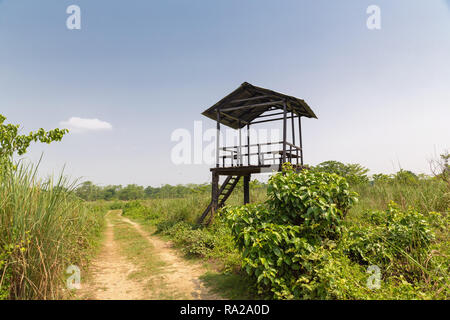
left=201, top=82, right=317, bottom=129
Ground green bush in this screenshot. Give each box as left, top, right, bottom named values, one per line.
left=224, top=165, right=360, bottom=299
left=267, top=164, right=358, bottom=240
left=109, top=200, right=125, bottom=210
left=122, top=200, right=160, bottom=221
left=176, top=228, right=217, bottom=257
left=159, top=221, right=233, bottom=260
left=224, top=165, right=448, bottom=299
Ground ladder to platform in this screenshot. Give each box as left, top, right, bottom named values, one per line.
left=198, top=175, right=241, bottom=224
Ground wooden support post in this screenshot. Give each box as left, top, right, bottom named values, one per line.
left=298, top=116, right=303, bottom=166
left=247, top=124, right=250, bottom=166
left=257, top=143, right=262, bottom=165
left=210, top=171, right=219, bottom=223
left=282, top=100, right=287, bottom=166
left=216, top=109, right=221, bottom=168
left=291, top=111, right=295, bottom=164
left=244, top=174, right=250, bottom=204
left=238, top=121, right=243, bottom=166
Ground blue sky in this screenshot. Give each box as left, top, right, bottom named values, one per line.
left=1, top=0, right=449, bottom=186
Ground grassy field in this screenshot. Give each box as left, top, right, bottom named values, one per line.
left=1, top=159, right=448, bottom=300
left=0, top=163, right=106, bottom=299
left=116, top=174, right=449, bottom=300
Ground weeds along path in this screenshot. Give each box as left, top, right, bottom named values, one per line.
left=78, top=210, right=221, bottom=300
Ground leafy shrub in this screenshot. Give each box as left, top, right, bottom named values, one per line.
left=224, top=165, right=360, bottom=299
left=267, top=164, right=358, bottom=240
left=223, top=165, right=449, bottom=299
left=160, top=221, right=225, bottom=258
left=122, top=200, right=160, bottom=221
left=109, top=201, right=125, bottom=210
left=177, top=229, right=217, bottom=257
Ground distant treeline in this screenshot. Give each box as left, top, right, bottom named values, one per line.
left=75, top=157, right=449, bottom=202
left=74, top=180, right=267, bottom=201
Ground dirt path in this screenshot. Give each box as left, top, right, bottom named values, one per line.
left=78, top=211, right=221, bottom=300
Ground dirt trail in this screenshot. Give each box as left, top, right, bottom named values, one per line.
left=78, top=211, right=221, bottom=300
left=78, top=218, right=146, bottom=299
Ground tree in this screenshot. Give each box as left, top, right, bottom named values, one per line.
left=314, top=161, right=369, bottom=185
left=0, top=114, right=68, bottom=168
left=118, top=184, right=145, bottom=200
left=372, top=173, right=392, bottom=184
left=102, top=185, right=122, bottom=201
left=393, top=169, right=418, bottom=185
left=74, top=181, right=103, bottom=201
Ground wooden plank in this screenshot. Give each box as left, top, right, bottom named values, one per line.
left=211, top=165, right=282, bottom=176
left=247, top=124, right=250, bottom=166
left=220, top=111, right=249, bottom=125
left=230, top=95, right=274, bottom=103
left=216, top=109, right=220, bottom=168
left=298, top=116, right=303, bottom=166
left=220, top=100, right=285, bottom=112
left=255, top=111, right=286, bottom=118
left=250, top=114, right=298, bottom=125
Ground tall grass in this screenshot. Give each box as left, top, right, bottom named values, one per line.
left=349, top=178, right=449, bottom=221
left=0, top=163, right=105, bottom=299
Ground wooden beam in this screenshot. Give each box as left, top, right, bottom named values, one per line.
left=230, top=95, right=274, bottom=103
left=250, top=114, right=298, bottom=125
left=291, top=111, right=295, bottom=164
left=220, top=111, right=249, bottom=125
left=247, top=124, right=250, bottom=166
left=254, top=111, right=286, bottom=119
left=243, top=175, right=250, bottom=204
left=220, top=100, right=285, bottom=112
left=291, top=111, right=296, bottom=146
left=216, top=108, right=220, bottom=168
left=298, top=116, right=303, bottom=166
left=238, top=121, right=242, bottom=166
left=210, top=172, right=219, bottom=224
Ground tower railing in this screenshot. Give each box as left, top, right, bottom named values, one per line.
left=219, top=141, right=302, bottom=168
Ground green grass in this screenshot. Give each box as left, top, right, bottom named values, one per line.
left=0, top=162, right=106, bottom=300
left=111, top=213, right=166, bottom=280
left=109, top=212, right=177, bottom=298
left=200, top=272, right=257, bottom=300
left=114, top=173, right=449, bottom=300
left=350, top=178, right=449, bottom=217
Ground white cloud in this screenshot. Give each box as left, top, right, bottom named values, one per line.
left=60, top=117, right=112, bottom=133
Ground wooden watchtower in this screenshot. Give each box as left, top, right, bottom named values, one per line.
left=198, top=82, right=317, bottom=224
